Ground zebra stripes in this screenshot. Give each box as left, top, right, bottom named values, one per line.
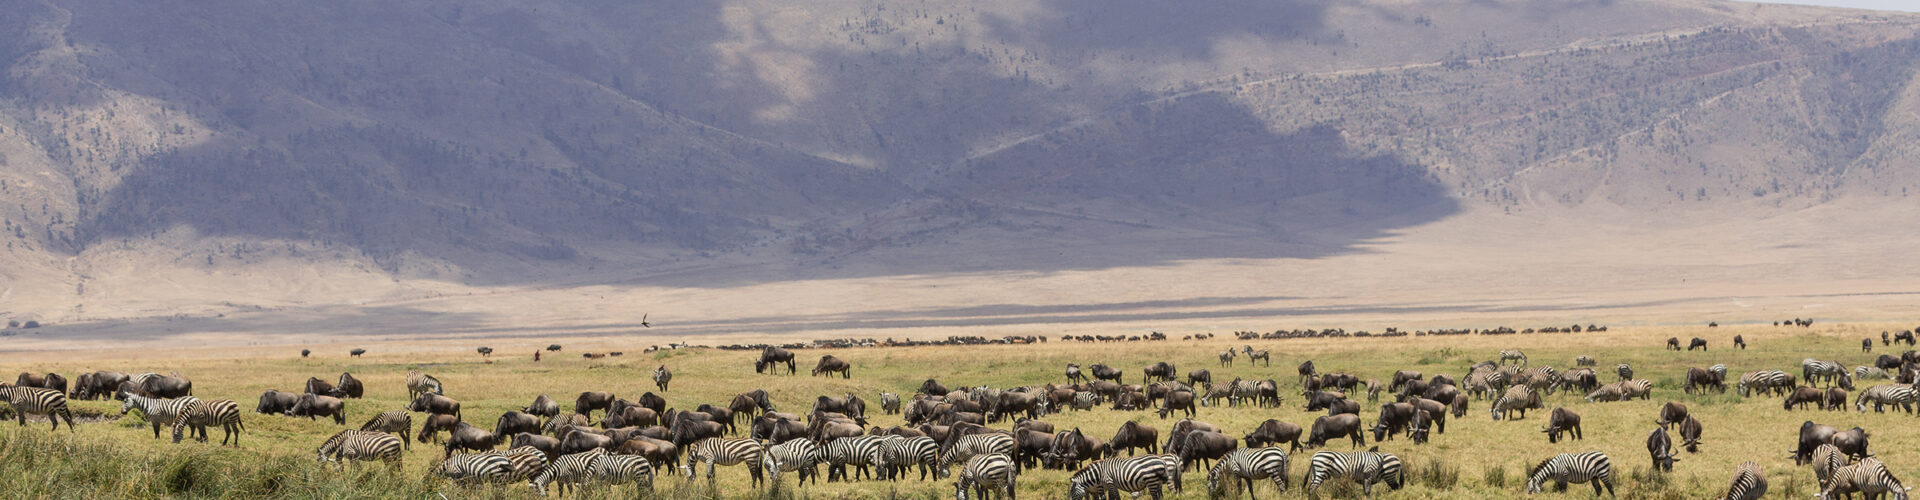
left=875, top=435, right=943, bottom=481
left=0, top=385, right=75, bottom=432
left=1500, top=350, right=1528, bottom=366
left=491, top=445, right=548, bottom=481
left=1068, top=455, right=1174, bottom=500
left=1305, top=448, right=1402, bottom=497
left=1492, top=386, right=1534, bottom=420
left=121, top=393, right=200, bottom=439
left=1466, top=369, right=1506, bottom=399
left=941, top=433, right=1018, bottom=470
left=406, top=371, right=443, bottom=399
left=681, top=437, right=765, bottom=487
left=1812, top=444, right=1844, bottom=489
left=359, top=410, right=414, bottom=449
left=594, top=454, right=656, bottom=494
left=956, top=454, right=1017, bottom=500
left=825, top=434, right=895, bottom=481
left=1819, top=457, right=1909, bottom=500
left=173, top=399, right=244, bottom=446
left=1855, top=384, right=1918, bottom=414
left=531, top=449, right=605, bottom=496
left=1721, top=461, right=1766, bottom=500
left=1858, top=366, right=1890, bottom=380
left=765, top=438, right=825, bottom=485
left=316, top=430, right=404, bottom=470
left=1207, top=447, right=1288, bottom=497
left=1525, top=451, right=1615, bottom=497
left=1804, top=359, right=1846, bottom=388
left=438, top=453, right=514, bottom=483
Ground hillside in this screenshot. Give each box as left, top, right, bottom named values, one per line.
left=1, top=0, right=1917, bottom=328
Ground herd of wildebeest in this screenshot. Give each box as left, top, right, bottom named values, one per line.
left=4, top=322, right=1920, bottom=499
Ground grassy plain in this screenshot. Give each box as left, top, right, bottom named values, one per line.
left=3, top=322, right=1918, bottom=499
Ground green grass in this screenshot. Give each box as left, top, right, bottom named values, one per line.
left=0, top=322, right=1913, bottom=498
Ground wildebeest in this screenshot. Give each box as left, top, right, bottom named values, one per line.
left=1647, top=427, right=1679, bottom=472
left=1243, top=419, right=1302, bottom=453
left=496, top=411, right=541, bottom=437
left=1143, top=362, right=1176, bottom=383
left=300, top=349, right=310, bottom=358
left=524, top=395, right=559, bottom=420
left=1865, top=338, right=1874, bottom=352
left=129, top=374, right=194, bottom=399
left=511, top=432, right=561, bottom=459
left=1794, top=421, right=1839, bottom=465
left=1409, top=410, right=1434, bottom=444
left=334, top=373, right=363, bottom=399
left=1655, top=402, right=1688, bottom=430
left=1785, top=387, right=1825, bottom=410
left=1297, top=360, right=1317, bottom=386
left=1373, top=403, right=1416, bottom=442
left=443, top=422, right=500, bottom=458
left=304, top=377, right=336, bottom=397
left=409, top=392, right=462, bottom=419
left=1829, top=427, right=1870, bottom=461
left=420, top=414, right=462, bottom=443
left=1684, top=368, right=1723, bottom=395
left=477, top=346, right=493, bottom=358
left=812, top=394, right=867, bottom=419
left=1157, top=389, right=1196, bottom=419
left=1390, top=370, right=1423, bottom=393
left=1543, top=408, right=1582, bottom=443
left=1824, top=387, right=1849, bottom=412
left=1304, top=414, right=1365, bottom=449
left=561, top=428, right=615, bottom=455
left=1065, top=364, right=1086, bottom=383
left=546, top=344, right=563, bottom=352
left=74, top=371, right=128, bottom=400
left=811, top=355, right=851, bottom=378
left=289, top=393, right=346, bottom=425
left=756, top=347, right=796, bottom=375
left=1108, top=420, right=1159, bottom=456
left=349, top=348, right=366, bottom=357
left=575, top=391, right=615, bottom=420
left=1734, top=335, right=1746, bottom=349
left=256, top=390, right=300, bottom=414
left=1678, top=415, right=1703, bottom=453
left=1187, top=369, right=1211, bottom=388
left=1045, top=427, right=1106, bottom=470
left=1090, top=364, right=1123, bottom=384
left=1666, top=337, right=1680, bottom=350
left=1688, top=338, right=1707, bottom=351
left=1175, top=430, right=1237, bottom=472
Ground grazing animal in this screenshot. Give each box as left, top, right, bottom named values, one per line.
left=477, top=347, right=493, bottom=358
left=1243, top=419, right=1302, bottom=453
left=1646, top=428, right=1678, bottom=472
left=304, top=377, right=335, bottom=398
left=1866, top=338, right=1875, bottom=352
left=172, top=399, right=243, bottom=445
left=1811, top=444, right=1845, bottom=489
left=1207, top=447, right=1289, bottom=498
left=1066, top=364, right=1086, bottom=383
left=1795, top=421, right=1840, bottom=465
left=1856, top=384, right=1918, bottom=413
left=256, top=390, right=300, bottom=415
left=1304, top=448, right=1403, bottom=498
left=1175, top=430, right=1238, bottom=473
left=652, top=365, right=672, bottom=391
left=1219, top=350, right=1236, bottom=367
left=823, top=434, right=893, bottom=482
left=1246, top=349, right=1270, bottom=366
left=405, top=371, right=443, bottom=399
left=880, top=392, right=902, bottom=415
left=1575, top=355, right=1596, bottom=367
left=408, top=392, right=462, bottom=420
left=360, top=411, right=414, bottom=449
left=812, top=355, right=852, bottom=378
left=1678, top=416, right=1703, bottom=453
left=1688, top=338, right=1707, bottom=351
left=592, top=453, right=658, bottom=494
left=1615, top=364, right=1633, bottom=382
left=1720, top=461, right=1766, bottom=500
left=955, top=454, right=1017, bottom=500
left=1817, top=457, right=1907, bottom=500
left=1304, top=414, right=1365, bottom=449
left=334, top=373, right=364, bottom=399
left=1527, top=450, right=1616, bottom=497
left=437, top=453, right=513, bottom=484
left=0, top=385, right=76, bottom=432
left=316, top=430, right=404, bottom=471
left=1830, top=427, right=1871, bottom=461
left=1066, top=455, right=1175, bottom=500
left=756, top=347, right=797, bottom=375
left=1684, top=367, right=1723, bottom=394
left=1666, top=338, right=1680, bottom=350
left=574, top=391, right=615, bottom=420
left=290, top=394, right=346, bottom=425
left=1110, top=420, right=1160, bottom=456
left=122, top=393, right=200, bottom=438
left=764, top=438, right=825, bottom=486
left=1543, top=408, right=1582, bottom=443
left=1491, top=386, right=1537, bottom=420
left=1655, top=402, right=1688, bottom=430
left=349, top=348, right=366, bottom=357
left=681, top=437, right=766, bottom=487
left=301, top=349, right=311, bottom=358
left=529, top=449, right=605, bottom=496
left=1499, top=349, right=1527, bottom=366
left=495, top=411, right=540, bottom=438
left=874, top=436, right=943, bottom=481
left=942, top=433, right=1018, bottom=472
left=524, top=394, right=559, bottom=420
left=1733, top=335, right=1746, bottom=349
left=1143, top=362, right=1177, bottom=383
left=1785, top=387, right=1826, bottom=410
left=1803, top=359, right=1846, bottom=388
left=1297, top=361, right=1317, bottom=386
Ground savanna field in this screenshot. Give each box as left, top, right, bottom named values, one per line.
left=4, top=322, right=1919, bottom=499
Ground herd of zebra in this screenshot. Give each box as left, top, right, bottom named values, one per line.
left=5, top=336, right=1920, bottom=499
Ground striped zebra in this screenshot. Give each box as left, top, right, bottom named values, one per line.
left=1146, top=454, right=1184, bottom=493
left=437, top=453, right=514, bottom=484
left=764, top=438, right=825, bottom=485
left=1491, top=385, right=1535, bottom=421
left=825, top=434, right=896, bottom=481
left=875, top=435, right=944, bottom=481
left=1466, top=369, right=1506, bottom=399
left=1766, top=370, right=1796, bottom=396
left=681, top=437, right=765, bottom=487
left=0, top=385, right=76, bottom=432
left=121, top=393, right=200, bottom=439
left=359, top=410, right=414, bottom=449
left=1709, top=364, right=1728, bottom=385
left=1068, top=455, right=1174, bottom=500
left=1518, top=367, right=1560, bottom=393
left=1070, top=392, right=1099, bottom=411
left=1500, top=350, right=1528, bottom=366
left=955, top=454, right=1017, bottom=500
left=531, top=449, right=605, bottom=496
left=316, top=430, right=404, bottom=471
left=941, top=433, right=1018, bottom=471
left=1857, top=366, right=1890, bottom=380
left=1619, top=379, right=1652, bottom=400
left=491, top=445, right=548, bottom=481
left=1855, top=384, right=1918, bottom=414
left=1207, top=447, right=1289, bottom=497
left=1737, top=371, right=1769, bottom=397
left=173, top=399, right=244, bottom=446
left=1616, top=364, right=1633, bottom=382
left=1524, top=450, right=1615, bottom=497
left=594, top=454, right=655, bottom=495
left=407, top=371, right=443, bottom=399
left=1811, top=444, right=1844, bottom=489
left=1818, top=457, right=1909, bottom=500
left=1804, top=359, right=1846, bottom=388
left=1305, top=447, right=1403, bottom=497
left=1721, top=461, right=1766, bottom=500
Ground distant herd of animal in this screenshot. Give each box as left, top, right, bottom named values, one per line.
left=5, top=326, right=1920, bottom=499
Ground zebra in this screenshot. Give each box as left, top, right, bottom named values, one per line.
left=1737, top=371, right=1769, bottom=397
left=1500, top=350, right=1528, bottom=366
left=1855, top=384, right=1918, bottom=414
left=941, top=433, right=1018, bottom=471
left=1619, top=380, right=1652, bottom=400
left=1818, top=457, right=1909, bottom=500
left=173, top=399, right=244, bottom=446
left=652, top=365, right=672, bottom=392
left=121, top=393, right=200, bottom=439
left=1616, top=364, right=1633, bottom=382
left=1305, top=447, right=1402, bottom=497
left=880, top=392, right=902, bottom=415
left=875, top=435, right=944, bottom=481
left=955, top=453, right=1017, bottom=500
left=1465, top=369, right=1505, bottom=399
left=531, top=449, right=605, bottom=496
left=1492, top=385, right=1535, bottom=420
left=316, top=430, right=404, bottom=471
left=406, top=371, right=443, bottom=399
left=492, top=445, right=548, bottom=480
left=1708, top=364, right=1728, bottom=386
left=1811, top=444, right=1844, bottom=489
left=1220, top=350, right=1236, bottom=367
left=1720, top=461, right=1766, bottom=500
left=359, top=410, right=414, bottom=449
left=1068, top=455, right=1173, bottom=500
left=1765, top=370, right=1796, bottom=396
left=1858, top=366, right=1890, bottom=380
left=1207, top=447, right=1288, bottom=498
left=764, top=438, right=825, bottom=485
left=1524, top=450, right=1615, bottom=497
left=1070, top=392, right=1099, bottom=411
left=437, top=453, right=514, bottom=484
left=825, top=434, right=896, bottom=481
left=681, top=437, right=765, bottom=487
left=0, top=385, right=76, bottom=432
left=1804, top=359, right=1845, bottom=388
left=594, top=454, right=656, bottom=495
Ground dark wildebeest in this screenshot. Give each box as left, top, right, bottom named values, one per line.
left=670, top=419, right=727, bottom=448
left=1647, top=427, right=1679, bottom=472
left=1407, top=398, right=1448, bottom=434
left=1794, top=421, right=1839, bottom=465
left=409, top=392, right=462, bottom=420
left=1688, top=338, right=1708, bottom=351
left=919, top=379, right=949, bottom=397
left=989, top=392, right=1042, bottom=423
left=1397, top=380, right=1431, bottom=403
left=1319, top=373, right=1361, bottom=392
left=1013, top=418, right=1053, bottom=436
left=1297, top=360, right=1317, bottom=386
left=756, top=347, right=796, bottom=374
left=300, top=349, right=311, bottom=358
left=1143, top=362, right=1176, bottom=383
left=1684, top=368, right=1721, bottom=394
left=477, top=346, right=493, bottom=358
left=1162, top=419, right=1221, bottom=459
left=1014, top=428, right=1054, bottom=471
left=1303, top=391, right=1345, bottom=412
left=349, top=348, right=366, bottom=357
left=512, top=432, right=561, bottom=459
left=76, top=371, right=129, bottom=400
left=546, top=344, right=563, bottom=352
left=256, top=390, right=301, bottom=414
left=1824, top=387, right=1848, bottom=412
left=615, top=436, right=679, bottom=474
left=575, top=391, right=615, bottom=420
left=1304, top=414, right=1365, bottom=449
left=542, top=413, right=589, bottom=438
left=289, top=393, right=346, bottom=425
left=1373, top=403, right=1417, bottom=442
left=1655, top=402, right=1688, bottom=430
left=1451, top=396, right=1468, bottom=418
left=1243, top=419, right=1302, bottom=453
left=561, top=428, right=615, bottom=455
left=1187, top=369, right=1212, bottom=388
left=1865, top=338, right=1874, bottom=352
left=753, top=414, right=808, bottom=444
left=420, top=414, right=461, bottom=443
left=1666, top=337, right=1681, bottom=350
left=1045, top=428, right=1105, bottom=470
left=443, top=422, right=500, bottom=458
left=138, top=375, right=194, bottom=399
left=1390, top=370, right=1423, bottom=393
left=304, top=377, right=336, bottom=397
left=1409, top=410, right=1434, bottom=444
left=732, top=389, right=776, bottom=416
left=1157, top=390, right=1196, bottom=419
left=1176, top=431, right=1237, bottom=472
left=1830, top=427, right=1870, bottom=461
left=636, top=392, right=667, bottom=414
left=1543, top=408, right=1582, bottom=443
left=695, top=404, right=736, bottom=433
left=1784, top=387, right=1825, bottom=411
left=1109, top=420, right=1159, bottom=456
left=1877, top=354, right=1903, bottom=371
left=1065, top=364, right=1086, bottom=383
left=334, top=373, right=364, bottom=399
left=524, top=394, right=559, bottom=420
left=1325, top=399, right=1361, bottom=417
left=496, top=411, right=541, bottom=437
left=811, top=355, right=851, bottom=378
left=1090, top=364, right=1123, bottom=384
left=1678, top=416, right=1703, bottom=453
left=812, top=394, right=866, bottom=419
left=1734, top=335, right=1746, bottom=349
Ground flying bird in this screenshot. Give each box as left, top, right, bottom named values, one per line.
left=641, top=313, right=650, bottom=328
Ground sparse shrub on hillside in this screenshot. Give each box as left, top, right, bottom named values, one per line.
left=1416, top=458, right=1462, bottom=490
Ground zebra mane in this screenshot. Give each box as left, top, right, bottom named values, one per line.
left=1529, top=456, right=1554, bottom=478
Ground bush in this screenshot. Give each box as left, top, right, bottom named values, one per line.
left=1414, top=458, right=1461, bottom=490
left=1482, top=463, right=1507, bottom=488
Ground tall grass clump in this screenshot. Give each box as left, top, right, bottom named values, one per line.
left=1481, top=463, right=1507, bottom=488
left=1415, top=457, right=1461, bottom=490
